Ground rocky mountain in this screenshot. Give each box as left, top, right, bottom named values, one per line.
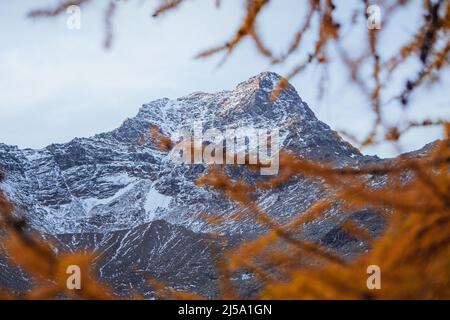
left=0, top=72, right=389, bottom=298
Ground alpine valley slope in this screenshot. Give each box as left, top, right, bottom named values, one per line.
left=0, top=72, right=399, bottom=298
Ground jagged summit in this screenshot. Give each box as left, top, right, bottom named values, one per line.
left=135, top=72, right=314, bottom=139
left=236, top=71, right=283, bottom=91
left=138, top=72, right=300, bottom=116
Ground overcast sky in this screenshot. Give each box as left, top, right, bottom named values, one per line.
left=1, top=0, right=448, bottom=157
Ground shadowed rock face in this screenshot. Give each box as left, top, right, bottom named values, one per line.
left=0, top=72, right=392, bottom=297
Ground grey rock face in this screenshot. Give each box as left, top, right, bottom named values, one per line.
left=0, top=72, right=389, bottom=297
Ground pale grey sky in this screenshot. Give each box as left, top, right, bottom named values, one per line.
left=0, top=0, right=448, bottom=157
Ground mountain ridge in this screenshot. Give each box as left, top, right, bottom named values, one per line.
left=0, top=72, right=366, bottom=234
left=0, top=72, right=430, bottom=297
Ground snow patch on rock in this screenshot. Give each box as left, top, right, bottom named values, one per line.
left=144, top=184, right=172, bottom=220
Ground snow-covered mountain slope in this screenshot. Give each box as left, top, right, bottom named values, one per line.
left=0, top=72, right=365, bottom=235
left=0, top=72, right=387, bottom=297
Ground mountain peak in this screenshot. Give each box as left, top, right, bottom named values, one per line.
left=235, top=71, right=284, bottom=92
left=0, top=71, right=382, bottom=297
left=251, top=71, right=283, bottom=82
